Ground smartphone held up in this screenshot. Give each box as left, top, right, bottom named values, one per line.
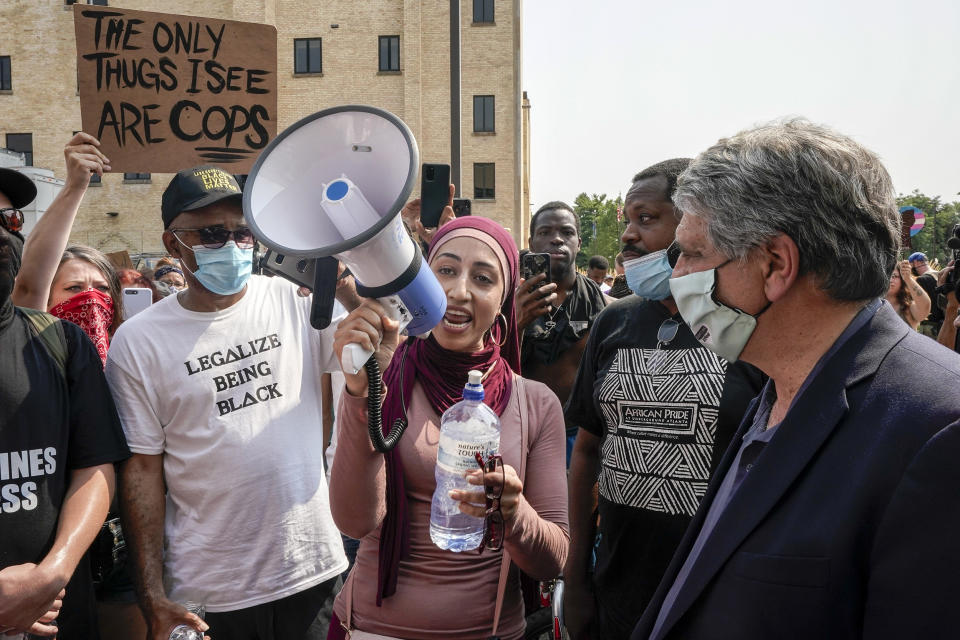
left=420, top=163, right=451, bottom=228
left=520, top=252, right=551, bottom=288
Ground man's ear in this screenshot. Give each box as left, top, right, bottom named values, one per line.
left=761, top=233, right=800, bottom=302
left=162, top=230, right=183, bottom=259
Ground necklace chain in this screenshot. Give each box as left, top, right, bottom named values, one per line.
left=545, top=292, right=571, bottom=330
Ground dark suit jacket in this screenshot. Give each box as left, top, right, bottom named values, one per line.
left=632, top=303, right=960, bottom=640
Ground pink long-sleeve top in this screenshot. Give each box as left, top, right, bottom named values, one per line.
left=330, top=375, right=569, bottom=640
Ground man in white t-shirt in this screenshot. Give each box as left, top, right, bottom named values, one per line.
left=106, top=166, right=350, bottom=640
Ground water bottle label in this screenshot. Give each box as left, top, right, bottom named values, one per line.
left=437, top=434, right=499, bottom=474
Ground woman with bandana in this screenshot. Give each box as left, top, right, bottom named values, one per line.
left=152, top=264, right=186, bottom=297
left=12, top=133, right=124, bottom=366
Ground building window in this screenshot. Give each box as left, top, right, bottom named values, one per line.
left=474, top=163, right=495, bottom=199
left=123, top=172, right=150, bottom=182
left=473, top=0, right=494, bottom=23
left=0, top=57, right=10, bottom=91
left=294, top=38, right=322, bottom=74
left=6, top=133, right=32, bottom=166
left=379, top=36, right=400, bottom=72
left=473, top=95, right=495, bottom=133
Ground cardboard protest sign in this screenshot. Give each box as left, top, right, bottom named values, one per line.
left=105, top=250, right=134, bottom=270
left=74, top=5, right=277, bottom=173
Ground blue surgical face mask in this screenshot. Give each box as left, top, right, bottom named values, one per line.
left=624, top=250, right=673, bottom=300
left=180, top=240, right=253, bottom=296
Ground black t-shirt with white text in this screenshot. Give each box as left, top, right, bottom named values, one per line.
left=0, top=306, right=130, bottom=637
left=565, top=296, right=764, bottom=639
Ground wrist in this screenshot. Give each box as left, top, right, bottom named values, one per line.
left=139, top=590, right=171, bottom=615
left=60, top=179, right=89, bottom=197
left=344, top=376, right=370, bottom=398
left=34, top=559, right=69, bottom=591
left=335, top=288, right=364, bottom=313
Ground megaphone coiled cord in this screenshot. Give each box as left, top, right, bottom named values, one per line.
left=364, top=348, right=409, bottom=453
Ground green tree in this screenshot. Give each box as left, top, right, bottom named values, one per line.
left=896, top=190, right=960, bottom=266
left=572, top=192, right=623, bottom=269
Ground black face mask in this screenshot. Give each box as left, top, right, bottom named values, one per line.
left=0, top=231, right=14, bottom=303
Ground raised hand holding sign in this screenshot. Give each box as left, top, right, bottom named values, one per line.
left=73, top=6, right=277, bottom=173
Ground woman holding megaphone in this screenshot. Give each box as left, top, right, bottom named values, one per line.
left=328, top=216, right=569, bottom=640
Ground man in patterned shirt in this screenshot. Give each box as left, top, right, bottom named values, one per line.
left=563, top=160, right=764, bottom=640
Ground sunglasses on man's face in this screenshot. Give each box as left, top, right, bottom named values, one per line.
left=171, top=225, right=255, bottom=250
left=0, top=208, right=24, bottom=233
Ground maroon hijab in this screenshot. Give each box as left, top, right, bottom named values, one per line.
left=376, top=216, right=520, bottom=603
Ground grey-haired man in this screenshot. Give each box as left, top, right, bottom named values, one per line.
left=635, top=120, right=960, bottom=640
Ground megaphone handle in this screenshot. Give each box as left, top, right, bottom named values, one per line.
left=342, top=296, right=411, bottom=375
left=343, top=343, right=374, bottom=376
left=310, top=257, right=340, bottom=330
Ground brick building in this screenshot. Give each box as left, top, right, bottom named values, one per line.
left=0, top=0, right=529, bottom=255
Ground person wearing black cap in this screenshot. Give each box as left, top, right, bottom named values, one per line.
left=0, top=164, right=38, bottom=275
left=107, top=166, right=354, bottom=640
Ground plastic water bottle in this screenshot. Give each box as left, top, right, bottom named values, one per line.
left=430, top=370, right=501, bottom=552
left=169, top=626, right=203, bottom=640
left=169, top=602, right=205, bottom=640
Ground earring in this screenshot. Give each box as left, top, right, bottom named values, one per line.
left=491, top=312, right=508, bottom=347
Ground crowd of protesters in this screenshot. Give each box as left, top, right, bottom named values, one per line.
left=1, top=118, right=959, bottom=640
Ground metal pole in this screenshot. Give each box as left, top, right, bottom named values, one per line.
left=450, top=0, right=461, bottom=196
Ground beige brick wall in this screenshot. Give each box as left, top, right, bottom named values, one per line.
left=0, top=0, right=526, bottom=255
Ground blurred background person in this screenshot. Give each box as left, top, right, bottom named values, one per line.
left=908, top=252, right=942, bottom=337
left=607, top=252, right=633, bottom=299
left=885, top=259, right=930, bottom=330
left=152, top=263, right=186, bottom=297
left=586, top=255, right=609, bottom=287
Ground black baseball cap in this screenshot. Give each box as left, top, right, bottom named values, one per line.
left=161, top=165, right=242, bottom=228
left=0, top=168, right=37, bottom=209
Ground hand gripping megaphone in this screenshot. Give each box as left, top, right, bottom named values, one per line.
left=243, top=106, right=447, bottom=451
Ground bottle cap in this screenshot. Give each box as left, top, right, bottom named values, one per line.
left=463, top=369, right=484, bottom=401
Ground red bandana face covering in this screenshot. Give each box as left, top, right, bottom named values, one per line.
left=49, top=288, right=114, bottom=365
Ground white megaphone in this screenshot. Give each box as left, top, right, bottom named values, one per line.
left=243, top=106, right=447, bottom=378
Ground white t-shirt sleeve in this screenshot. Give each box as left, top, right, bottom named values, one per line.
left=104, top=331, right=165, bottom=455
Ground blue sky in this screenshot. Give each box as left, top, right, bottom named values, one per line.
left=522, top=0, right=960, bottom=209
